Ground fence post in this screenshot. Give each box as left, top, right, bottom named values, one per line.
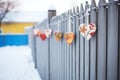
left=48, top=10, right=56, bottom=23
left=107, top=0, right=119, bottom=80
left=48, top=10, right=56, bottom=80
left=90, top=0, right=97, bottom=80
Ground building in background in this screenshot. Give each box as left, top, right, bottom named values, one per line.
left=1, top=22, right=34, bottom=34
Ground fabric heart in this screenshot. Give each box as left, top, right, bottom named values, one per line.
left=37, top=31, right=42, bottom=36
left=64, top=32, right=75, bottom=45
left=79, top=23, right=96, bottom=40
left=54, top=31, right=62, bottom=41
left=45, top=28, right=52, bottom=38
left=33, top=28, right=41, bottom=36
left=39, top=33, right=47, bottom=41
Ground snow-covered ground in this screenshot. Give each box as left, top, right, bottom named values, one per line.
left=0, top=46, right=41, bottom=80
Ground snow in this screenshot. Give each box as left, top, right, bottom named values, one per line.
left=0, top=46, right=41, bottom=80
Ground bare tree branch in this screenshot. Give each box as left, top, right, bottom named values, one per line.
left=0, top=0, right=16, bottom=29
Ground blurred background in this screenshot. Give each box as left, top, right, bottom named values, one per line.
left=0, top=0, right=104, bottom=34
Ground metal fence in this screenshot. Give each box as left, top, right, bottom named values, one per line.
left=32, top=0, right=120, bottom=80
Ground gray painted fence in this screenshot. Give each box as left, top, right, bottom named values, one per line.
left=31, top=0, right=120, bottom=80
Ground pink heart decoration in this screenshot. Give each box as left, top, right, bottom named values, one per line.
left=79, top=23, right=96, bottom=40
left=44, top=28, right=52, bottom=38
left=33, top=28, right=41, bottom=36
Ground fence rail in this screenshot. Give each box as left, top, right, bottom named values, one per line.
left=31, top=0, right=120, bottom=80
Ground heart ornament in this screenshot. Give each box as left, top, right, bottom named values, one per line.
left=33, top=28, right=41, bottom=36
left=79, top=23, right=96, bottom=40
left=54, top=31, right=62, bottom=41
left=64, top=32, right=75, bottom=45
left=45, top=28, right=52, bottom=38
left=39, top=33, right=47, bottom=41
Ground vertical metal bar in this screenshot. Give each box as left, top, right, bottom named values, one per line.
left=69, top=10, right=71, bottom=80
left=32, top=27, right=37, bottom=68
left=34, top=32, right=37, bottom=68
left=61, top=16, right=65, bottom=80
left=70, top=10, right=73, bottom=80
left=54, top=20, right=57, bottom=80
left=52, top=22, right=54, bottom=80
left=66, top=13, right=70, bottom=80
left=48, top=20, right=50, bottom=80
left=90, top=0, right=97, bottom=80
left=62, top=16, right=65, bottom=80
left=59, top=17, right=61, bottom=80
left=79, top=3, right=85, bottom=80
left=75, top=6, right=80, bottom=80
left=62, top=17, right=67, bottom=80
left=65, top=17, right=67, bottom=80
left=119, top=3, right=120, bottom=80
left=50, top=19, right=55, bottom=80
left=72, top=7, right=76, bottom=80
left=69, top=44, right=71, bottom=80
left=54, top=20, right=60, bottom=80
left=37, top=31, right=44, bottom=80
left=58, top=19, right=60, bottom=80
left=85, top=1, right=90, bottom=80
left=52, top=20, right=55, bottom=80
left=60, top=18, right=62, bottom=80
left=49, top=22, right=51, bottom=80
left=53, top=22, right=55, bottom=80
left=107, top=0, right=119, bottom=80
left=48, top=10, right=56, bottom=80
left=46, top=20, right=49, bottom=80
left=97, top=0, right=107, bottom=80
left=54, top=18, right=60, bottom=80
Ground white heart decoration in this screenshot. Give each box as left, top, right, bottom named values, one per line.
left=79, top=23, right=96, bottom=40
left=44, top=28, right=52, bottom=38
left=33, top=28, right=40, bottom=36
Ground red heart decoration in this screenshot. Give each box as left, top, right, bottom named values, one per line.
left=39, top=33, right=47, bottom=41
